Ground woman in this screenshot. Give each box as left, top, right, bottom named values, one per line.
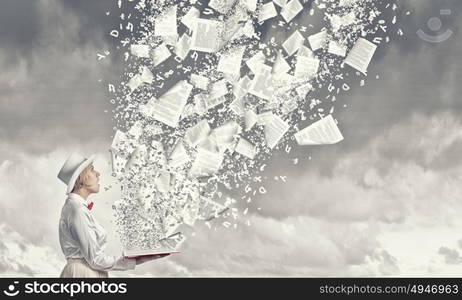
left=57, top=153, right=168, bottom=277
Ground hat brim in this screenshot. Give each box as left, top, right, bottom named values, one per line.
left=66, top=155, right=96, bottom=194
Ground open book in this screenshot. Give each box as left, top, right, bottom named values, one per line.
left=123, top=248, right=180, bottom=259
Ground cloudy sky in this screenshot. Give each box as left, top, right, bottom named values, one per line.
left=1, top=0, right=462, bottom=277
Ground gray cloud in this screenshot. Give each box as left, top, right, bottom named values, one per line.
left=438, top=246, right=460, bottom=265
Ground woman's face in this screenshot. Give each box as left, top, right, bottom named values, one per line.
left=83, top=164, right=100, bottom=194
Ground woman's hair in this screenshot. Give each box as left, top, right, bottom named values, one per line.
left=71, top=164, right=92, bottom=193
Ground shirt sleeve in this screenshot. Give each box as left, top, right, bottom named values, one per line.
left=69, top=208, right=136, bottom=271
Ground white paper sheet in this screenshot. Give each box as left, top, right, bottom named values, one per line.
left=308, top=29, right=328, bottom=51
left=168, top=140, right=190, bottom=168
left=217, top=46, right=246, bottom=77
left=190, top=74, right=209, bottom=90
left=258, top=2, right=277, bottom=22
left=263, top=114, right=290, bottom=149
left=190, top=148, right=223, bottom=177
left=328, top=40, right=347, bottom=57
left=248, top=64, right=274, bottom=100
left=282, top=30, right=305, bottom=56
left=130, top=44, right=150, bottom=58
left=174, top=34, right=191, bottom=60
left=185, top=119, right=211, bottom=147
left=344, top=38, right=377, bottom=74
left=294, top=55, right=320, bottom=78
left=280, top=0, right=303, bottom=23
left=234, top=138, right=257, bottom=159
left=151, top=43, right=171, bottom=66
left=155, top=5, right=178, bottom=37
left=150, top=81, right=193, bottom=128
left=294, top=114, right=344, bottom=145
left=181, top=6, right=199, bottom=30
left=190, top=19, right=221, bottom=53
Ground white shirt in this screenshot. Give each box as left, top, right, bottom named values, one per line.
left=59, top=193, right=136, bottom=271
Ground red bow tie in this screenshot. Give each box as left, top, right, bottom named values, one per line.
left=86, top=202, right=94, bottom=211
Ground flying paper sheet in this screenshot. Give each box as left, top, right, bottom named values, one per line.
left=273, top=0, right=288, bottom=7
left=328, top=40, right=347, bottom=57
left=234, top=138, right=257, bottom=159
left=280, top=0, right=303, bottom=23
left=258, top=2, right=277, bottom=22
left=217, top=46, right=246, bottom=77
left=272, top=51, right=291, bottom=76
left=282, top=30, right=305, bottom=56
left=155, top=5, right=178, bottom=37
left=344, top=38, right=377, bottom=74
left=294, top=114, right=344, bottom=145
left=246, top=50, right=265, bottom=74
left=155, top=169, right=171, bottom=194
left=294, top=55, right=320, bottom=79
left=150, top=80, right=193, bottom=128
left=210, top=121, right=241, bottom=152
left=245, top=110, right=257, bottom=131
left=130, top=44, right=150, bottom=58
left=208, top=0, right=237, bottom=14
left=263, top=114, right=290, bottom=149
left=190, top=19, right=221, bottom=53
left=190, top=148, right=224, bottom=177
left=181, top=6, right=199, bottom=30
left=308, top=29, right=328, bottom=51
left=151, top=43, right=171, bottom=66
left=185, top=119, right=211, bottom=147
left=248, top=64, right=274, bottom=100
left=174, top=34, right=191, bottom=60
left=168, top=140, right=190, bottom=168
left=190, top=74, right=209, bottom=90
left=127, top=66, right=153, bottom=91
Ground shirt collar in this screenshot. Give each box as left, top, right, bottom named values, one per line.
left=68, top=193, right=92, bottom=208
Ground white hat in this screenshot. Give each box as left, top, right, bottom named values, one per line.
left=57, top=153, right=95, bottom=194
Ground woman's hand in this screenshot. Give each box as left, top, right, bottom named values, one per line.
left=135, top=254, right=170, bottom=265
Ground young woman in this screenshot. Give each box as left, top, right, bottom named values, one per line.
left=57, top=153, right=168, bottom=277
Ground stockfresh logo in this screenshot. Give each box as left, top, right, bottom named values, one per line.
left=3, top=281, right=20, bottom=297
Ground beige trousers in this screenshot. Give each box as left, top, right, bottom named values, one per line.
left=60, top=258, right=109, bottom=278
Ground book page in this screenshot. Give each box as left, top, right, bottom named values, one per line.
left=181, top=6, right=199, bottom=30
left=294, top=114, right=344, bottom=145
left=308, top=29, right=328, bottom=51
left=282, top=30, right=305, bottom=56
left=190, top=74, right=209, bottom=90
left=210, top=121, right=241, bottom=152
left=217, top=46, right=246, bottom=77
left=190, top=19, right=221, bottom=53
left=155, top=169, right=171, bottom=194
left=344, top=38, right=377, bottom=74
left=130, top=44, right=150, bottom=58
left=234, top=138, right=257, bottom=159
left=185, top=119, right=211, bottom=147
left=123, top=248, right=180, bottom=258
left=258, top=2, right=277, bottom=22
left=151, top=43, right=171, bottom=66
left=208, top=0, right=237, bottom=14
left=248, top=64, right=274, bottom=100
left=151, top=80, right=193, bottom=128
left=294, top=55, right=320, bottom=79
left=328, top=40, right=347, bottom=57
left=154, top=5, right=178, bottom=37
left=232, top=75, right=251, bottom=101
left=190, top=149, right=223, bottom=177
left=168, top=140, right=190, bottom=168
left=273, top=0, right=288, bottom=7
left=246, top=50, right=265, bottom=74
left=280, top=0, right=303, bottom=23
left=272, top=51, right=291, bottom=76
left=174, top=34, right=191, bottom=60
left=209, top=79, right=229, bottom=100
left=245, top=110, right=257, bottom=131
left=264, top=114, right=290, bottom=149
